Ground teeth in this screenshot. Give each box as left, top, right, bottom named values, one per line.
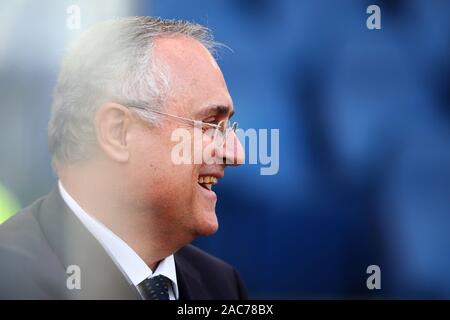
left=197, top=176, right=218, bottom=185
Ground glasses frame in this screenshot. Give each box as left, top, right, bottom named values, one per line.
left=127, top=105, right=238, bottom=146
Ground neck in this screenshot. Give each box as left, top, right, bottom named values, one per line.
left=58, top=164, right=186, bottom=269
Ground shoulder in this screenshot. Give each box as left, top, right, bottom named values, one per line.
left=0, top=194, right=48, bottom=250
left=0, top=195, right=62, bottom=299
left=175, top=244, right=248, bottom=299
left=176, top=244, right=234, bottom=271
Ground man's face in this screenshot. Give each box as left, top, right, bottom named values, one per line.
left=127, top=37, right=244, bottom=241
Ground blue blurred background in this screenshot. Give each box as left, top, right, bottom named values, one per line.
left=1, top=0, right=450, bottom=298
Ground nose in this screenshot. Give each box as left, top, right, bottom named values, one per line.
left=216, top=131, right=244, bottom=166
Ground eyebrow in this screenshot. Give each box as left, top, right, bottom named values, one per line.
left=197, top=104, right=235, bottom=120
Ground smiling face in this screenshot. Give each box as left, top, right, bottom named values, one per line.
left=127, top=36, right=244, bottom=242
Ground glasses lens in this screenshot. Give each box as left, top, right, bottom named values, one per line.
left=211, top=120, right=239, bottom=147
left=210, top=120, right=223, bottom=146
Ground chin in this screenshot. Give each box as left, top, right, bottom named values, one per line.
left=193, top=209, right=219, bottom=237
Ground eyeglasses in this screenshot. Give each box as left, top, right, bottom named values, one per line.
left=127, top=105, right=238, bottom=147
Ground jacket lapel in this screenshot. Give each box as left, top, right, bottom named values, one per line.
left=174, top=249, right=209, bottom=300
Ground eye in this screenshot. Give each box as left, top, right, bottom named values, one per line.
left=201, top=123, right=216, bottom=133
left=202, top=116, right=217, bottom=124
left=200, top=116, right=217, bottom=131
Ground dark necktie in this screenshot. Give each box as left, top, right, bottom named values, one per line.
left=138, top=275, right=171, bottom=300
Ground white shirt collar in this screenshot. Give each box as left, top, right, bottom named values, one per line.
left=58, top=180, right=178, bottom=299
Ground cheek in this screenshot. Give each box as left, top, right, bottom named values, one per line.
left=128, top=129, right=200, bottom=206
left=132, top=150, right=197, bottom=200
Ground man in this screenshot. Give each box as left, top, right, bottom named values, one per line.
left=0, top=17, right=247, bottom=299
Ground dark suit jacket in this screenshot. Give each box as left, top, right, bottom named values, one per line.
left=0, top=186, right=248, bottom=300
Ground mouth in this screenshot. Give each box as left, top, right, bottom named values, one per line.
left=197, top=175, right=218, bottom=191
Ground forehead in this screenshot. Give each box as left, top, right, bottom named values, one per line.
left=153, top=36, right=234, bottom=118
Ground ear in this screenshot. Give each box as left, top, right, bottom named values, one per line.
left=94, top=103, right=132, bottom=163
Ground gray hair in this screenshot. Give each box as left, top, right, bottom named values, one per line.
left=48, top=16, right=218, bottom=169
